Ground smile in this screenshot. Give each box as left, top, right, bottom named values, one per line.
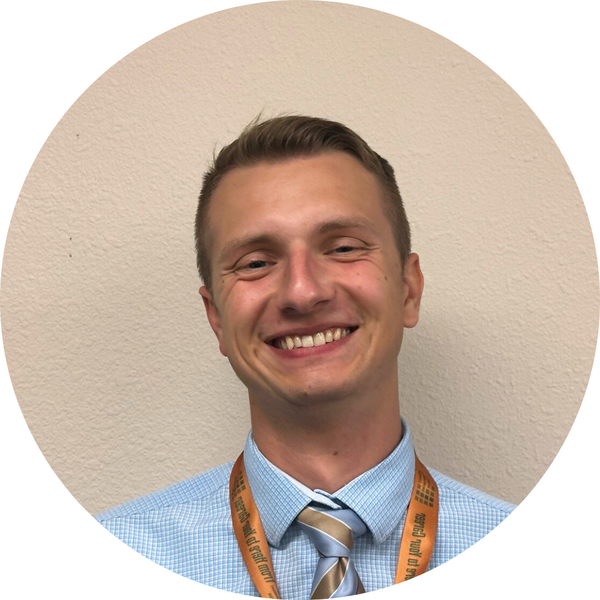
left=270, top=327, right=357, bottom=350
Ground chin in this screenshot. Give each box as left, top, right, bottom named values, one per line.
left=278, top=382, right=357, bottom=407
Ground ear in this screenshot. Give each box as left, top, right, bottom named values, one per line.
left=199, top=286, right=228, bottom=357
left=402, top=253, right=424, bottom=329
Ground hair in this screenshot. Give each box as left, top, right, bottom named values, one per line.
left=195, top=115, right=411, bottom=294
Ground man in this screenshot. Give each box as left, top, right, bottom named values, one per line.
left=97, top=116, right=515, bottom=598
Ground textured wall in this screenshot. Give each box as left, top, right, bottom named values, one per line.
left=1, top=2, right=597, bottom=514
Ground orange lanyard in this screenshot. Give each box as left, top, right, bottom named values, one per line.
left=229, top=452, right=438, bottom=598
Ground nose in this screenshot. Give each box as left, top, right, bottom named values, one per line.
left=277, top=249, right=334, bottom=314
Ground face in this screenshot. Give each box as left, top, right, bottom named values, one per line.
left=200, top=152, right=423, bottom=411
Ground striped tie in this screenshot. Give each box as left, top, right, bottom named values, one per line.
left=297, top=505, right=367, bottom=598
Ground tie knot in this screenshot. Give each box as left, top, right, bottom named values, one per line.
left=297, top=505, right=367, bottom=558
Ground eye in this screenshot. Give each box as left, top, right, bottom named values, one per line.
left=326, top=237, right=371, bottom=260
left=233, top=254, right=275, bottom=275
left=247, top=260, right=269, bottom=269
left=329, top=239, right=364, bottom=254
left=333, top=245, right=356, bottom=254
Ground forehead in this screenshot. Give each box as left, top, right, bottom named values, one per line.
left=207, top=152, right=387, bottom=238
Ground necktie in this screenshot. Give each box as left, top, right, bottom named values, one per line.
left=297, top=505, right=367, bottom=598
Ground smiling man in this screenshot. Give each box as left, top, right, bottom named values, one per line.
left=97, top=116, right=516, bottom=598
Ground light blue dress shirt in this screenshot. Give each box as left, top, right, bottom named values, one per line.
left=96, top=421, right=515, bottom=598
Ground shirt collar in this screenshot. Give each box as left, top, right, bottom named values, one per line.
left=243, top=418, right=416, bottom=546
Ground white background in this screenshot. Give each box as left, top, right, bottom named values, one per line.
left=1, top=1, right=598, bottom=598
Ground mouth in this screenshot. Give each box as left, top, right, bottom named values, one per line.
left=268, top=327, right=358, bottom=350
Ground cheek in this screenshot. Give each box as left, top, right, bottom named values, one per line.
left=349, top=267, right=401, bottom=305
left=219, top=287, right=269, bottom=338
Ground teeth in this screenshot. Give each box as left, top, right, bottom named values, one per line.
left=273, top=328, right=352, bottom=350
left=301, top=335, right=314, bottom=347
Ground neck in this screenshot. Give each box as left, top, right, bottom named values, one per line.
left=249, top=386, right=402, bottom=493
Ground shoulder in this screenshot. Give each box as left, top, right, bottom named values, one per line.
left=94, top=461, right=245, bottom=584
left=431, top=469, right=516, bottom=515
left=429, top=468, right=516, bottom=556
left=95, top=460, right=234, bottom=524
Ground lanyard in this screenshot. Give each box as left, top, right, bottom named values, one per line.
left=229, top=451, right=438, bottom=598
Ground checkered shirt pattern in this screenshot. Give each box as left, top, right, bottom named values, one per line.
left=96, top=420, right=516, bottom=598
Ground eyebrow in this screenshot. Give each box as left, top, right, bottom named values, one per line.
left=316, top=217, right=376, bottom=235
left=219, top=234, right=279, bottom=264
left=217, top=218, right=377, bottom=264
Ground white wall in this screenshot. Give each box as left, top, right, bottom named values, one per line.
left=1, top=1, right=597, bottom=514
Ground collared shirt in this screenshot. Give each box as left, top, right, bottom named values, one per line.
left=96, top=421, right=515, bottom=598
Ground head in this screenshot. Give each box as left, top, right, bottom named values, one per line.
left=195, top=115, right=411, bottom=297
left=193, top=118, right=424, bottom=416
